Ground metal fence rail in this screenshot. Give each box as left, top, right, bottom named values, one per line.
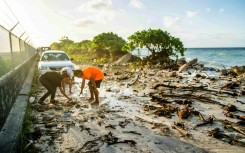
left=0, top=0, right=35, bottom=77
left=0, top=24, right=35, bottom=77
left=0, top=23, right=36, bottom=130
left=0, top=0, right=36, bottom=130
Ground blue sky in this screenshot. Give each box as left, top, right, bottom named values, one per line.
left=1, top=0, right=245, bottom=47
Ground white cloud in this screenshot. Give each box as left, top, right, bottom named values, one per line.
left=78, top=0, right=112, bottom=12
left=73, top=10, right=117, bottom=28
left=97, top=11, right=116, bottom=23
left=206, top=8, right=211, bottom=12
left=187, top=11, right=198, bottom=17
left=129, top=0, right=144, bottom=9
left=219, top=8, right=224, bottom=13
left=74, top=18, right=95, bottom=27
left=76, top=0, right=119, bottom=25
left=163, top=16, right=180, bottom=28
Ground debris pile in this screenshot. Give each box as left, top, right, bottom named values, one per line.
left=25, top=60, right=245, bottom=152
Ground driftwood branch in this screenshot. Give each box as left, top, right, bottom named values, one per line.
left=195, top=114, right=215, bottom=127
left=171, top=125, right=190, bottom=136
left=155, top=91, right=245, bottom=113
left=232, top=126, right=245, bottom=136
left=122, top=131, right=142, bottom=135
left=222, top=65, right=228, bottom=73
left=160, top=93, right=222, bottom=105
left=154, top=83, right=238, bottom=96
left=75, top=138, right=101, bottom=153
left=128, top=74, right=139, bottom=86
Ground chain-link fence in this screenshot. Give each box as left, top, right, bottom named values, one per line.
left=0, top=0, right=36, bottom=77
left=0, top=23, right=36, bottom=130
left=0, top=24, right=35, bottom=77
left=0, top=0, right=36, bottom=130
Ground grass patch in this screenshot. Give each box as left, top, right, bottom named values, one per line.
left=20, top=66, right=40, bottom=153
left=21, top=103, right=36, bottom=152
left=0, top=57, right=12, bottom=77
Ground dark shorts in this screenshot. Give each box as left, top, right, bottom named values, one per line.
left=88, top=79, right=102, bottom=88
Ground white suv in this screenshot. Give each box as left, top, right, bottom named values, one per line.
left=38, top=50, right=75, bottom=75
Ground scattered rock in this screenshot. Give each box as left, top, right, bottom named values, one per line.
left=178, top=58, right=198, bottom=72
left=223, top=104, right=237, bottom=112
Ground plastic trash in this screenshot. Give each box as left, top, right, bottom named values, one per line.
left=29, top=97, right=35, bottom=103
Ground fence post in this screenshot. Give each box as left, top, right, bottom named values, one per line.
left=8, top=32, right=13, bottom=53
left=9, top=22, right=19, bottom=53
left=19, top=32, right=25, bottom=52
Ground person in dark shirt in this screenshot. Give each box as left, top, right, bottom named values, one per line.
left=38, top=71, right=72, bottom=104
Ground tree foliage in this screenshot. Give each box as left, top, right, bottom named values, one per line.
left=80, top=40, right=92, bottom=53
left=92, top=32, right=127, bottom=60
left=50, top=42, right=61, bottom=50
left=67, top=43, right=80, bottom=54
left=59, top=37, right=74, bottom=52
left=50, top=36, right=74, bottom=51
left=48, top=29, right=186, bottom=65
left=123, top=29, right=186, bottom=63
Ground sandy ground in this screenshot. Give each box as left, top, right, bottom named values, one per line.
left=28, top=64, right=245, bottom=153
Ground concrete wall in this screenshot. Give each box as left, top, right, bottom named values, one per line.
left=0, top=54, right=37, bottom=130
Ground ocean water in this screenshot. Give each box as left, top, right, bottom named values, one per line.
left=132, top=48, right=245, bottom=69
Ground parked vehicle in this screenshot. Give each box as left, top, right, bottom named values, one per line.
left=38, top=50, right=75, bottom=75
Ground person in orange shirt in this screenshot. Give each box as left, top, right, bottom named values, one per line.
left=73, top=66, right=104, bottom=104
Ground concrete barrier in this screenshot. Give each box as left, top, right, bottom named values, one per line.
left=0, top=54, right=37, bottom=152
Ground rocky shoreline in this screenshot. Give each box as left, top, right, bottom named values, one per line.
left=26, top=60, right=245, bottom=153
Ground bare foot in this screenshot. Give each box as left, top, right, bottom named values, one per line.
left=67, top=99, right=73, bottom=103
left=91, top=100, right=99, bottom=105
left=50, top=99, right=59, bottom=104
left=87, top=98, right=94, bottom=102
left=38, top=100, right=46, bottom=105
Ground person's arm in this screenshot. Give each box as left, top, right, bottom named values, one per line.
left=80, top=79, right=85, bottom=95
left=61, top=80, right=66, bottom=94
left=69, top=79, right=72, bottom=94
left=59, top=87, right=71, bottom=100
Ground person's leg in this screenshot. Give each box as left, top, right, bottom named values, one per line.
left=39, top=91, right=51, bottom=102
left=91, top=80, right=102, bottom=104
left=93, top=87, right=99, bottom=103
left=39, top=77, right=51, bottom=102
left=50, top=87, right=57, bottom=102
left=39, top=76, right=55, bottom=102
left=88, top=81, right=94, bottom=100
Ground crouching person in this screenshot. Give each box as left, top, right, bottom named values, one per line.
left=73, top=66, right=104, bottom=104
left=38, top=71, right=72, bottom=104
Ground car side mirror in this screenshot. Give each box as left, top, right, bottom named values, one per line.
left=70, top=58, right=74, bottom=61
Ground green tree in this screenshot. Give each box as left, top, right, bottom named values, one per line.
left=79, top=40, right=92, bottom=53
left=50, top=36, right=75, bottom=53
left=92, top=32, right=127, bottom=61
left=50, top=42, right=61, bottom=50
left=59, top=37, right=74, bottom=52
left=67, top=43, right=81, bottom=54
left=123, top=29, right=185, bottom=63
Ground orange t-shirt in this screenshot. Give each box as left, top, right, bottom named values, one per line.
left=82, top=66, right=104, bottom=81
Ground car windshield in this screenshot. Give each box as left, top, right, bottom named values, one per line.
left=41, top=53, right=69, bottom=61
